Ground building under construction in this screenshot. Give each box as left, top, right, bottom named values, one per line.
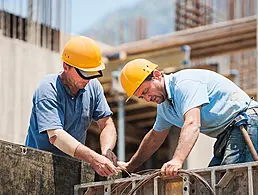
left=0, top=0, right=258, bottom=194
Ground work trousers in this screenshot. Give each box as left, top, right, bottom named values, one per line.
left=209, top=109, right=258, bottom=167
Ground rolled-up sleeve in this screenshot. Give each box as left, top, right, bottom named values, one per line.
left=92, top=80, right=113, bottom=121
left=35, top=99, right=64, bottom=133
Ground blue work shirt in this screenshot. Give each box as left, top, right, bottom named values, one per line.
left=153, top=69, right=258, bottom=137
left=25, top=74, right=112, bottom=156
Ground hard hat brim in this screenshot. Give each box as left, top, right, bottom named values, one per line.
left=125, top=95, right=133, bottom=102
left=77, top=61, right=105, bottom=72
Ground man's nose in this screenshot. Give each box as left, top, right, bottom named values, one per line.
left=144, top=95, right=151, bottom=102
left=82, top=79, right=90, bottom=83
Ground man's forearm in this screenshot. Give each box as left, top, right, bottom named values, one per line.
left=100, top=122, right=117, bottom=154
left=74, top=143, right=98, bottom=163
left=129, top=129, right=168, bottom=171
left=48, top=129, right=98, bottom=163
left=172, top=123, right=200, bottom=163
left=74, top=144, right=98, bottom=164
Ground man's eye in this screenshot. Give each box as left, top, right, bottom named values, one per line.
left=143, top=89, right=148, bottom=95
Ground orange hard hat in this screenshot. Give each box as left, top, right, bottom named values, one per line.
left=120, top=59, right=158, bottom=101
left=61, top=36, right=105, bottom=72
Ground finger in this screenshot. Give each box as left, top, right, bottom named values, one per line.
left=116, top=165, right=122, bottom=170
left=106, top=162, right=118, bottom=175
left=166, top=166, right=170, bottom=176
left=117, top=162, right=125, bottom=169
left=167, top=166, right=174, bottom=177
left=117, top=161, right=125, bottom=166
left=99, top=166, right=113, bottom=177
left=168, top=166, right=178, bottom=177
left=172, top=167, right=179, bottom=177
left=102, top=168, right=112, bottom=177
left=164, top=165, right=169, bottom=176
left=116, top=165, right=123, bottom=171
left=161, top=164, right=166, bottom=176
left=163, top=164, right=169, bottom=176
left=97, top=169, right=106, bottom=177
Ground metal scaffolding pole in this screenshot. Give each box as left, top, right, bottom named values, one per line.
left=111, top=70, right=126, bottom=161
left=118, top=95, right=125, bottom=161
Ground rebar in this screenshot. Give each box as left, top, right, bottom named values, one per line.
left=110, top=168, right=215, bottom=195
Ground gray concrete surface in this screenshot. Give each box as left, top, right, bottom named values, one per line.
left=0, top=36, right=62, bottom=145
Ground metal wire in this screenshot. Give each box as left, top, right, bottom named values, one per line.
left=109, top=168, right=215, bottom=195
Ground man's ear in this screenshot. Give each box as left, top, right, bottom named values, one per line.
left=152, top=69, right=162, bottom=80
left=63, top=62, right=68, bottom=71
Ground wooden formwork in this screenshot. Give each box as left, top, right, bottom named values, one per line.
left=0, top=140, right=95, bottom=195
left=74, top=161, right=258, bottom=195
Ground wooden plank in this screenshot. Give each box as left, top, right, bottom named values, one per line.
left=190, top=31, right=256, bottom=50
left=103, top=16, right=256, bottom=55
left=101, top=16, right=256, bottom=78
left=0, top=140, right=95, bottom=195
left=103, top=47, right=189, bottom=80
left=191, top=38, right=256, bottom=59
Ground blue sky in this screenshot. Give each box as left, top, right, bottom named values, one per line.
left=71, top=0, right=142, bottom=34
left=2, top=0, right=142, bottom=34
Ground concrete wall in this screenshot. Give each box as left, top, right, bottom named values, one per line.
left=187, top=134, right=216, bottom=169
left=0, top=35, right=62, bottom=144
left=168, top=127, right=215, bottom=169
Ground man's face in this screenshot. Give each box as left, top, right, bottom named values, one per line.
left=65, top=65, right=90, bottom=89
left=134, top=72, right=166, bottom=104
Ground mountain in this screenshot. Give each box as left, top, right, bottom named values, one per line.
left=82, top=0, right=175, bottom=45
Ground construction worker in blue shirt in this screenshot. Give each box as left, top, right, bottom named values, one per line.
left=118, top=58, right=258, bottom=177
left=25, top=36, right=117, bottom=177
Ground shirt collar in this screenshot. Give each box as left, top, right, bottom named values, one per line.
left=164, top=74, right=173, bottom=100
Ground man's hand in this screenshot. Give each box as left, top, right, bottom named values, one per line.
left=102, top=149, right=118, bottom=166
left=117, top=161, right=129, bottom=170
left=161, top=159, right=183, bottom=177
left=117, top=161, right=136, bottom=172
left=90, top=154, right=118, bottom=177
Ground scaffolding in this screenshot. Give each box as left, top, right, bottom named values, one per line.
left=74, top=161, right=258, bottom=195
left=0, top=0, right=72, bottom=52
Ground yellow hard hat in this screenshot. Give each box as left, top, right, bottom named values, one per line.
left=120, top=59, right=158, bottom=101
left=61, top=36, right=105, bottom=72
